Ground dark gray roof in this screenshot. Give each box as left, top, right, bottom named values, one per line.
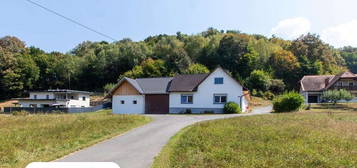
left=168, top=74, right=209, bottom=92
left=136, top=77, right=173, bottom=94
left=125, top=77, right=144, bottom=93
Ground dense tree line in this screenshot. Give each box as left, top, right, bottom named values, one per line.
left=0, top=28, right=353, bottom=99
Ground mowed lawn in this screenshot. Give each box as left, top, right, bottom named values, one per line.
left=153, top=108, right=357, bottom=168
left=0, top=110, right=151, bottom=168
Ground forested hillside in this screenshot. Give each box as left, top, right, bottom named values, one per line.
left=0, top=28, right=355, bottom=99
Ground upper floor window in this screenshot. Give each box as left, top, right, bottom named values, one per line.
left=214, top=94, right=227, bottom=104
left=336, top=82, right=342, bottom=86
left=46, top=95, right=49, bottom=99
left=34, top=95, right=37, bottom=99
left=133, top=100, right=137, bottom=104
left=82, top=96, right=86, bottom=101
left=121, top=100, right=125, bottom=104
left=214, top=77, right=224, bottom=84
left=181, top=94, right=193, bottom=104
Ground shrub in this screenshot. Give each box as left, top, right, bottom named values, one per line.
left=103, top=83, right=116, bottom=94
left=246, top=70, right=272, bottom=92
left=273, top=92, right=304, bottom=112
left=321, top=89, right=353, bottom=105
left=269, top=79, right=286, bottom=94
left=251, top=89, right=258, bottom=96
left=224, top=102, right=241, bottom=114
left=256, top=90, right=264, bottom=98
left=263, top=91, right=275, bottom=100
left=12, top=110, right=30, bottom=116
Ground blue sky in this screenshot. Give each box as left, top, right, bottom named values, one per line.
left=1, top=0, right=357, bottom=52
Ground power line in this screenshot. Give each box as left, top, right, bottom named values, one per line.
left=25, top=0, right=117, bottom=41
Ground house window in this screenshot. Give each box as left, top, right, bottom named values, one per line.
left=121, top=100, right=125, bottom=104
left=350, top=82, right=354, bottom=86
left=70, top=96, right=74, bottom=99
left=34, top=95, right=37, bottom=99
left=214, top=77, right=224, bottom=84
left=133, top=100, right=137, bottom=104
left=82, top=96, right=86, bottom=101
left=181, top=94, right=193, bottom=104
left=214, top=94, right=227, bottom=104
left=46, top=95, right=49, bottom=99
left=337, top=82, right=342, bottom=86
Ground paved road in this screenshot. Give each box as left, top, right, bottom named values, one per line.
left=57, top=106, right=272, bottom=168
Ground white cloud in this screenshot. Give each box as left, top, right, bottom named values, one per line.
left=271, top=17, right=311, bottom=39
left=321, top=20, right=357, bottom=48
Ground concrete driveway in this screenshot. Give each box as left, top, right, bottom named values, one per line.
left=57, top=106, right=272, bottom=168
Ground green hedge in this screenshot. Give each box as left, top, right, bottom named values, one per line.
left=273, top=92, right=304, bottom=112
left=224, top=102, right=242, bottom=114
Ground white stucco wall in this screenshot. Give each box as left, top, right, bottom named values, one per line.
left=112, top=95, right=145, bottom=114
left=29, top=92, right=55, bottom=99
left=19, top=100, right=57, bottom=107
left=169, top=68, right=248, bottom=112
left=67, top=94, right=90, bottom=107
left=301, top=91, right=308, bottom=104
left=21, top=92, right=90, bottom=107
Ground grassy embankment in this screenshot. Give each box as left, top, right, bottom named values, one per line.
left=249, top=96, right=271, bottom=108
left=153, top=103, right=357, bottom=168
left=0, top=110, right=151, bottom=168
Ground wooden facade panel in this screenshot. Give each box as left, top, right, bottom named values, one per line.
left=113, top=81, right=140, bottom=95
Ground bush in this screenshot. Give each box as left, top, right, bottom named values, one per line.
left=103, top=83, right=116, bottom=94
left=246, top=70, right=272, bottom=92
left=251, top=89, right=258, bottom=96
left=273, top=92, right=304, bottom=112
left=12, top=110, right=30, bottom=116
left=224, top=102, right=241, bottom=114
left=256, top=90, right=264, bottom=97
left=321, top=89, right=353, bottom=105
left=263, top=91, right=275, bottom=100
left=269, top=79, right=286, bottom=94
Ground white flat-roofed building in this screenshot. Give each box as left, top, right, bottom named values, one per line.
left=15, top=89, right=91, bottom=108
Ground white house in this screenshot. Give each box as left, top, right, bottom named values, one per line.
left=15, top=89, right=91, bottom=108
left=106, top=67, right=249, bottom=114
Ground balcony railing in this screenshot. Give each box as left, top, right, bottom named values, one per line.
left=332, top=86, right=357, bottom=90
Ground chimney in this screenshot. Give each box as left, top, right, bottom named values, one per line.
left=325, top=78, right=329, bottom=87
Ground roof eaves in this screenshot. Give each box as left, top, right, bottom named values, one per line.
left=104, top=77, right=143, bottom=98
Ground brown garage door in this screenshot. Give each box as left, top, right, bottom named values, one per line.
left=145, top=94, right=169, bottom=114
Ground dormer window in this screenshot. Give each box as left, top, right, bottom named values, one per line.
left=214, top=77, right=224, bottom=84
